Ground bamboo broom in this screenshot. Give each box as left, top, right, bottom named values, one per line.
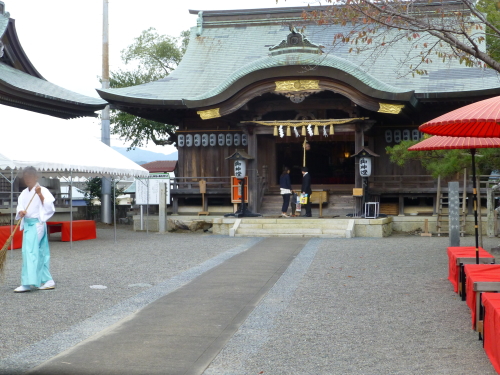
left=0, top=190, right=38, bottom=275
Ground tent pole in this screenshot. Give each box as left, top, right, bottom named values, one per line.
left=70, top=170, right=73, bottom=249
left=10, top=169, right=13, bottom=252
left=113, top=177, right=117, bottom=243
left=471, top=149, right=479, bottom=264
left=146, top=177, right=149, bottom=234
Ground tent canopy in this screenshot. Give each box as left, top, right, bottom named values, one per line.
left=0, top=127, right=149, bottom=178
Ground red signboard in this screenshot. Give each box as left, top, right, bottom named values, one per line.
left=231, top=176, right=248, bottom=203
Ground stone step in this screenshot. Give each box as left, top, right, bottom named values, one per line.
left=236, top=227, right=323, bottom=235
left=258, top=223, right=348, bottom=230
left=235, top=233, right=345, bottom=238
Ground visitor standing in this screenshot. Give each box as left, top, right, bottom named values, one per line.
left=301, top=167, right=312, bottom=217
left=279, top=167, right=292, bottom=217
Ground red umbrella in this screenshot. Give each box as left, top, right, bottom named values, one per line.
left=419, top=96, right=500, bottom=137
left=409, top=136, right=500, bottom=263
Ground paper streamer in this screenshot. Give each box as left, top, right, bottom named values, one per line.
left=294, top=127, right=300, bottom=137
left=279, top=125, right=284, bottom=138
left=307, top=124, right=313, bottom=137
left=323, top=126, right=328, bottom=137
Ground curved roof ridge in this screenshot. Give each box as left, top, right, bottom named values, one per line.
left=185, top=53, right=409, bottom=103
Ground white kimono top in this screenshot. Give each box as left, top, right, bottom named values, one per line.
left=15, top=185, right=56, bottom=230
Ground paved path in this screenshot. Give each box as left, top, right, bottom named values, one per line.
left=29, top=237, right=308, bottom=375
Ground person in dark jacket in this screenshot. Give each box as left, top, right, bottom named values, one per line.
left=301, top=167, right=312, bottom=217
left=279, top=167, right=292, bottom=217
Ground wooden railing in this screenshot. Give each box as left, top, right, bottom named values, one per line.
left=369, top=175, right=437, bottom=191
left=169, top=177, right=232, bottom=191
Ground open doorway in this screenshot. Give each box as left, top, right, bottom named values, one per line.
left=276, top=139, right=355, bottom=185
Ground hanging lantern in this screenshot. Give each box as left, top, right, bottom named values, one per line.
left=273, top=126, right=278, bottom=136
left=286, top=126, right=291, bottom=137
left=301, top=126, right=306, bottom=137
left=314, top=125, right=319, bottom=136
left=359, top=155, right=372, bottom=177
left=330, top=124, right=334, bottom=136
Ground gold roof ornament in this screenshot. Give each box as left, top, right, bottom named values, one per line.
left=378, top=103, right=405, bottom=114
left=275, top=80, right=320, bottom=92
left=197, top=108, right=221, bottom=120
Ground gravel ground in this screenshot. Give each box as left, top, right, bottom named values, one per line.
left=0, top=226, right=249, bottom=362
left=205, top=235, right=500, bottom=375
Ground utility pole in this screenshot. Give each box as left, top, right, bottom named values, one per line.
left=101, top=0, right=112, bottom=224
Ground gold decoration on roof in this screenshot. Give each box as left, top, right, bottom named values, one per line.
left=378, top=103, right=405, bottom=114
left=275, top=80, right=320, bottom=92
left=242, top=118, right=367, bottom=127
left=197, top=108, right=221, bottom=120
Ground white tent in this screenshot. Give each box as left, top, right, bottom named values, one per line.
left=0, top=126, right=149, bottom=246
left=0, top=129, right=148, bottom=178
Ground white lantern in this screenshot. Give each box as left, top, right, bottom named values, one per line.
left=202, top=134, right=209, bottom=147
left=412, top=129, right=420, bottom=141
left=194, top=134, right=201, bottom=147
left=177, top=134, right=185, bottom=147
left=218, top=134, right=225, bottom=146
left=226, top=133, right=233, bottom=146
left=359, top=156, right=372, bottom=178
left=394, top=130, right=401, bottom=143
left=209, top=134, right=216, bottom=146
left=186, top=134, right=193, bottom=147
left=234, top=159, right=247, bottom=179
left=241, top=134, right=248, bottom=146
left=384, top=130, right=392, bottom=143
left=234, top=133, right=241, bottom=146
left=402, top=129, right=410, bottom=141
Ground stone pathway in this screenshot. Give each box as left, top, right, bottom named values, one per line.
left=27, top=238, right=308, bottom=375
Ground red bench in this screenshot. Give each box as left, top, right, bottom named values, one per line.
left=447, top=247, right=495, bottom=295
left=47, top=220, right=96, bottom=242
left=0, top=225, right=23, bottom=249
left=481, top=293, right=500, bottom=374
left=464, top=264, right=500, bottom=330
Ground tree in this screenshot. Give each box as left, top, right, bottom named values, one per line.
left=279, top=0, right=500, bottom=75
left=78, top=178, right=126, bottom=219
left=109, top=28, right=190, bottom=149
left=386, top=140, right=500, bottom=178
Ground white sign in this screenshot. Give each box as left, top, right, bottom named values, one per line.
left=136, top=174, right=170, bottom=205
left=359, top=157, right=372, bottom=177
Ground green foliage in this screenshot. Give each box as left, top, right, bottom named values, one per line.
left=386, top=140, right=500, bottom=178
left=109, top=28, right=190, bottom=149
left=77, top=178, right=126, bottom=207
left=478, top=0, right=500, bottom=63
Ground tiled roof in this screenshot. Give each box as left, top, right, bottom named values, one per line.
left=0, top=8, right=107, bottom=117
left=98, top=7, right=500, bottom=105
left=141, top=160, right=177, bottom=173
left=0, top=62, right=106, bottom=106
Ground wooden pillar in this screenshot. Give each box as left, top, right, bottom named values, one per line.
left=487, top=188, right=495, bottom=238
left=398, top=195, right=405, bottom=216
left=247, top=127, right=258, bottom=213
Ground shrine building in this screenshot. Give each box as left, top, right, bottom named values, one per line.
left=97, top=6, right=500, bottom=215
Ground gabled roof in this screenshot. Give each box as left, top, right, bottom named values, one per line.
left=140, top=160, right=177, bottom=173
left=0, top=7, right=107, bottom=119
left=98, top=5, right=500, bottom=111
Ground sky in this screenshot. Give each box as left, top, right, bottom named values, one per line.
left=2, top=0, right=313, bottom=157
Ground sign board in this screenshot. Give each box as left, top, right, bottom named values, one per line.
left=136, top=174, right=170, bottom=205
left=231, top=176, right=248, bottom=203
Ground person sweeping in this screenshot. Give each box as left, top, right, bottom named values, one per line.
left=13, top=167, right=56, bottom=293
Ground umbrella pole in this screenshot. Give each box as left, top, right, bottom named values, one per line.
left=10, top=170, right=13, bottom=252
left=70, top=170, right=73, bottom=249
left=471, top=149, right=479, bottom=264
left=113, top=178, right=117, bottom=244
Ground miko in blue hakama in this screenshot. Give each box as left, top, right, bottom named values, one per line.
left=14, top=167, right=56, bottom=293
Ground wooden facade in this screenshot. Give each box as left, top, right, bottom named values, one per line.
left=97, top=6, right=500, bottom=213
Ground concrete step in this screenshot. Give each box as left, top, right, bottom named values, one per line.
left=236, top=227, right=324, bottom=235
left=235, top=233, right=345, bottom=238
left=259, top=223, right=348, bottom=230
